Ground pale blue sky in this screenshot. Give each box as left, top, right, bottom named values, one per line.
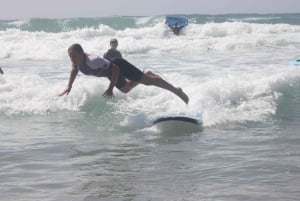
left=1, top=0, right=300, bottom=19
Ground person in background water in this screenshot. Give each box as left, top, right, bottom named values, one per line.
left=103, top=38, right=122, bottom=61
left=0, top=67, right=4, bottom=74
left=59, top=43, right=189, bottom=104
left=167, top=21, right=187, bottom=36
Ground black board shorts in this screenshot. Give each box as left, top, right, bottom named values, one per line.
left=108, top=58, right=144, bottom=89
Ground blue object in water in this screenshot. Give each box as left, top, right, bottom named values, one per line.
left=165, top=16, right=188, bottom=28
left=289, top=60, right=300, bottom=66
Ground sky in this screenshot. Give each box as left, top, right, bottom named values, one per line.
left=1, top=0, right=300, bottom=19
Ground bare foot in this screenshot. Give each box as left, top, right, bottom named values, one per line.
left=176, top=87, right=189, bottom=104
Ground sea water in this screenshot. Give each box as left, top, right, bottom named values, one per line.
left=0, top=14, right=300, bottom=201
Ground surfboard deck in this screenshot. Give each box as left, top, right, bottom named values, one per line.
left=165, top=16, right=188, bottom=28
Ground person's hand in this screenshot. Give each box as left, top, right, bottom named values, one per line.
left=103, top=88, right=114, bottom=99
left=58, top=87, right=71, bottom=96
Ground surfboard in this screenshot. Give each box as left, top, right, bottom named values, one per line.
left=165, top=16, right=188, bottom=28
left=289, top=60, right=300, bottom=66
left=152, top=115, right=202, bottom=133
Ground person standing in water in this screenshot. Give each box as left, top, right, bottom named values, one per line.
left=103, top=38, right=122, bottom=61
left=59, top=43, right=189, bottom=104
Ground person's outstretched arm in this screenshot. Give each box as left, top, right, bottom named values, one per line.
left=58, top=68, right=78, bottom=96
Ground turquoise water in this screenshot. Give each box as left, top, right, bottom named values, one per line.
left=0, top=14, right=300, bottom=200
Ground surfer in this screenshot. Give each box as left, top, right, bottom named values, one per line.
left=103, top=38, right=122, bottom=61
left=59, top=43, right=189, bottom=104
left=0, top=67, right=4, bottom=74
left=168, top=21, right=187, bottom=36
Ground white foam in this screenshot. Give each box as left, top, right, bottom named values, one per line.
left=110, top=68, right=300, bottom=127
left=2, top=22, right=300, bottom=61
left=119, top=112, right=150, bottom=129
left=0, top=74, right=108, bottom=115
left=1, top=66, right=300, bottom=127
left=187, top=70, right=300, bottom=127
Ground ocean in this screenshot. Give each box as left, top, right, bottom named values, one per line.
left=0, top=14, right=300, bottom=201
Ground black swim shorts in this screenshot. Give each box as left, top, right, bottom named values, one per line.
left=108, top=58, right=144, bottom=89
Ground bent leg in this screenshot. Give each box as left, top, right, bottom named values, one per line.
left=119, top=80, right=139, bottom=93
left=118, top=71, right=159, bottom=93
left=139, top=73, right=189, bottom=104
